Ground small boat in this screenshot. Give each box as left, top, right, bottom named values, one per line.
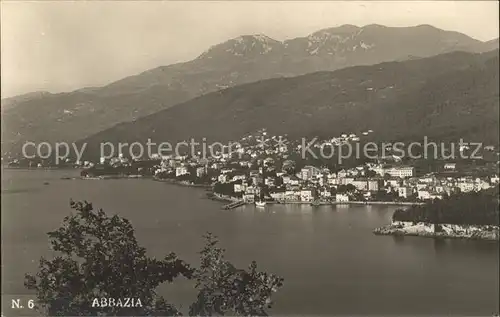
left=43, top=182, right=50, bottom=185
left=255, top=201, right=266, bottom=207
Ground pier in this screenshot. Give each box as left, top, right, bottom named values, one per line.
left=222, top=200, right=246, bottom=210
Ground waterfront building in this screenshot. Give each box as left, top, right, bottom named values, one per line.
left=367, top=179, right=382, bottom=191
left=284, top=190, right=300, bottom=201
left=243, top=193, right=255, bottom=203
left=175, top=166, right=189, bottom=177
left=245, top=186, right=257, bottom=195
left=417, top=190, right=431, bottom=200
left=351, top=179, right=369, bottom=191
left=270, top=189, right=286, bottom=201
left=196, top=166, right=206, bottom=178
left=336, top=193, right=349, bottom=202
left=491, top=174, right=500, bottom=184
left=300, top=189, right=315, bottom=202
left=320, top=188, right=332, bottom=198
left=234, top=183, right=246, bottom=193
left=398, top=187, right=411, bottom=198
left=218, top=174, right=229, bottom=183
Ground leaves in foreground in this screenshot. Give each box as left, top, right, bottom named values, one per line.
left=25, top=200, right=283, bottom=316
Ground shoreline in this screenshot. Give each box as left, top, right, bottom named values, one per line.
left=151, top=176, right=212, bottom=189
left=80, top=175, right=148, bottom=180
left=75, top=174, right=211, bottom=189
left=373, top=223, right=500, bottom=241
left=74, top=173, right=421, bottom=206
left=207, top=199, right=424, bottom=207
left=266, top=201, right=423, bottom=206
left=3, top=169, right=447, bottom=207
left=2, top=166, right=79, bottom=171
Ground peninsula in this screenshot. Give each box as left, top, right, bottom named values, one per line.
left=374, top=186, right=500, bottom=241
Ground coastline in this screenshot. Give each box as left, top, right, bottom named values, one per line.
left=208, top=198, right=425, bottom=207
left=10, top=168, right=425, bottom=207
left=2, top=166, right=79, bottom=171
left=76, top=174, right=211, bottom=189
left=151, top=176, right=212, bottom=189
left=373, top=223, right=500, bottom=241
left=80, top=175, right=147, bottom=180
left=266, top=201, right=424, bottom=206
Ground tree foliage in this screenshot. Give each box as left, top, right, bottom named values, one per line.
left=25, top=201, right=283, bottom=316
left=190, top=233, right=283, bottom=316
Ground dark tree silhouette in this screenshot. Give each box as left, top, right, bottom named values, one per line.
left=25, top=201, right=284, bottom=316
left=190, top=233, right=284, bottom=316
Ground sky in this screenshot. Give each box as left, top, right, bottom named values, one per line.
left=1, top=1, right=499, bottom=98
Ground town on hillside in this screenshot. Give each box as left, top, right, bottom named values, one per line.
left=9, top=129, right=498, bottom=206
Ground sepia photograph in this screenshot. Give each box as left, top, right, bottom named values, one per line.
left=1, top=1, right=499, bottom=316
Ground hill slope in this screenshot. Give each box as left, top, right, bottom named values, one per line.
left=78, top=50, right=499, bottom=160
left=2, top=24, right=498, bottom=157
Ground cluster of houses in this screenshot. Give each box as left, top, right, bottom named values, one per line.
left=151, top=149, right=499, bottom=203
left=69, top=130, right=499, bottom=204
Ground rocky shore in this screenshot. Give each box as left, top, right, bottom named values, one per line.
left=374, top=222, right=500, bottom=241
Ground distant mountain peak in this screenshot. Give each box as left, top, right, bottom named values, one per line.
left=4, top=24, right=496, bottom=158
left=303, top=25, right=378, bottom=55
left=363, top=23, right=387, bottom=29
left=309, top=25, right=360, bottom=38
left=238, top=34, right=279, bottom=43
left=197, top=33, right=281, bottom=59
left=415, top=24, right=438, bottom=29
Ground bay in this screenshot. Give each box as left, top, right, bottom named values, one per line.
left=1, top=169, right=498, bottom=315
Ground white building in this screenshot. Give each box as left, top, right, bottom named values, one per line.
left=196, top=166, right=206, bottom=178
left=300, top=165, right=321, bottom=181
left=385, top=166, right=415, bottom=178
left=398, top=187, right=411, bottom=198
left=336, top=194, right=349, bottom=202
left=270, top=190, right=286, bottom=201
left=417, top=190, right=431, bottom=200
left=218, top=174, right=229, bottom=183
left=300, top=189, right=314, bottom=202
left=243, top=194, right=255, bottom=203
left=175, top=166, right=189, bottom=177
left=371, top=165, right=414, bottom=178
left=418, top=190, right=443, bottom=200
left=234, top=184, right=246, bottom=193
left=457, top=181, right=474, bottom=193
left=264, top=177, right=275, bottom=187
left=444, top=163, right=456, bottom=171
left=490, top=174, right=499, bottom=184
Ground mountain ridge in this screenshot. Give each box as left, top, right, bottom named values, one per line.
left=2, top=24, right=498, bottom=157
left=76, top=49, right=499, bottom=160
